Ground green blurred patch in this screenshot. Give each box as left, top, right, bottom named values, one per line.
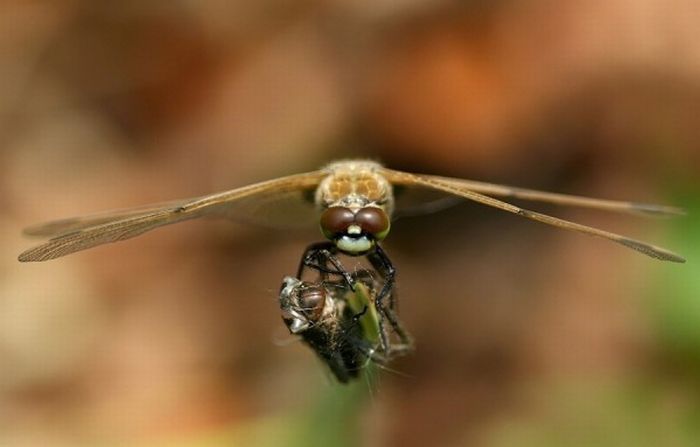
left=486, top=380, right=700, bottom=447
left=649, top=191, right=700, bottom=372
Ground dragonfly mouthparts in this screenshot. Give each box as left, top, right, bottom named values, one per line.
left=336, top=234, right=374, bottom=255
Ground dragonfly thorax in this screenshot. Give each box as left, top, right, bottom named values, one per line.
left=316, top=160, right=394, bottom=213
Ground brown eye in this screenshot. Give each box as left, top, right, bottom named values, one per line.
left=355, top=207, right=390, bottom=239
left=297, top=285, right=326, bottom=321
left=320, top=207, right=355, bottom=238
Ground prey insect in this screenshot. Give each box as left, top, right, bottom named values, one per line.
left=279, top=246, right=412, bottom=382
left=295, top=241, right=413, bottom=359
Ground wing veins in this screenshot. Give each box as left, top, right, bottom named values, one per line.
left=19, top=170, right=325, bottom=262
left=22, top=199, right=192, bottom=238
left=381, top=168, right=685, bottom=263
left=424, top=174, right=685, bottom=217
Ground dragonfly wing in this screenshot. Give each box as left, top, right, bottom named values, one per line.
left=380, top=168, right=685, bottom=263
left=392, top=185, right=464, bottom=219
left=22, top=199, right=194, bottom=238
left=18, top=170, right=326, bottom=262
left=423, top=174, right=685, bottom=217
left=213, top=187, right=319, bottom=229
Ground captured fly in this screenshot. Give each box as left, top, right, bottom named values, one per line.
left=279, top=246, right=412, bottom=383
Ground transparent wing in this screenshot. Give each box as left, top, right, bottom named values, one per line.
left=22, top=199, right=192, bottom=238
left=18, top=170, right=326, bottom=262
left=23, top=189, right=320, bottom=238
left=423, top=174, right=685, bottom=217
left=380, top=168, right=685, bottom=263
left=392, top=185, right=464, bottom=219
left=214, top=187, right=319, bottom=230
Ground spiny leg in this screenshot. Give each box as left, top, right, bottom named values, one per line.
left=296, top=241, right=354, bottom=288
left=367, top=245, right=414, bottom=357
left=364, top=245, right=395, bottom=353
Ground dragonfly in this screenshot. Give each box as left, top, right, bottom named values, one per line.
left=18, top=159, right=685, bottom=263
left=280, top=248, right=411, bottom=383
left=19, top=159, right=685, bottom=356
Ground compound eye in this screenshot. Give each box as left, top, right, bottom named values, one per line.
left=320, top=207, right=355, bottom=239
left=297, top=285, right=326, bottom=321
left=354, top=207, right=390, bottom=240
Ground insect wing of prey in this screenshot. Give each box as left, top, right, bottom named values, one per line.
left=18, top=161, right=685, bottom=263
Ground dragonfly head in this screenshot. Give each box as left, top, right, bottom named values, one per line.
left=319, top=206, right=391, bottom=255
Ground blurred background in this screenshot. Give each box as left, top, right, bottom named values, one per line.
left=1, top=1, right=698, bottom=446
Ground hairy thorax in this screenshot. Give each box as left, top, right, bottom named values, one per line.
left=316, top=160, right=394, bottom=215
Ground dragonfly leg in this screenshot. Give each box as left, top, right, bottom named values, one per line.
left=367, top=245, right=414, bottom=357
left=297, top=242, right=354, bottom=288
